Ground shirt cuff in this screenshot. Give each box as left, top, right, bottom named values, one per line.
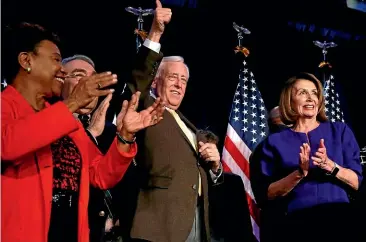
left=143, top=39, right=161, bottom=53
left=209, top=162, right=223, bottom=184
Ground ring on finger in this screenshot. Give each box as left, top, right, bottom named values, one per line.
left=98, top=82, right=102, bottom=89
left=152, top=115, right=158, bottom=123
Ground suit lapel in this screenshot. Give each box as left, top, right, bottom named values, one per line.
left=146, top=96, right=198, bottom=155
left=176, top=110, right=197, bottom=134
left=165, top=110, right=198, bottom=155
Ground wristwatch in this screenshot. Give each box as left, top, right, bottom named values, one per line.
left=326, top=162, right=340, bottom=177
left=331, top=162, right=340, bottom=177
left=212, top=162, right=223, bottom=175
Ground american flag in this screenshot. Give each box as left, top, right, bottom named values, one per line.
left=1, top=79, right=7, bottom=91
left=221, top=60, right=269, bottom=242
left=323, top=74, right=345, bottom=122
left=360, top=146, right=366, bottom=166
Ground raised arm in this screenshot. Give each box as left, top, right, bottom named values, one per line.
left=126, top=0, right=171, bottom=100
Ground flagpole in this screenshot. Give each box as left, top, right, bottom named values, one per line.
left=125, top=6, right=154, bottom=52
left=313, top=40, right=337, bottom=86
left=224, top=22, right=266, bottom=242
left=111, top=7, right=154, bottom=125
left=313, top=40, right=346, bottom=123
left=233, top=22, right=251, bottom=57
left=123, top=6, right=154, bottom=94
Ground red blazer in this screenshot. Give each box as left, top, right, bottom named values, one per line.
left=1, top=86, right=137, bottom=242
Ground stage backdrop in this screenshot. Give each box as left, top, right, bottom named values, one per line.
left=2, top=0, right=366, bottom=149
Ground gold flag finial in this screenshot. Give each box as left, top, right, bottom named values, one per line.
left=134, top=29, right=148, bottom=40
left=319, top=61, right=332, bottom=68
left=234, top=46, right=250, bottom=57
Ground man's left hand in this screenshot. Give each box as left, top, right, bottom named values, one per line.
left=198, top=141, right=221, bottom=172
left=88, top=93, right=112, bottom=137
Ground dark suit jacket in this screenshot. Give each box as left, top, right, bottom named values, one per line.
left=126, top=46, right=219, bottom=242
left=88, top=112, right=140, bottom=242
left=86, top=122, right=116, bottom=242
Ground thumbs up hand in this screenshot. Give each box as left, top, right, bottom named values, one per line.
left=148, top=0, right=172, bottom=42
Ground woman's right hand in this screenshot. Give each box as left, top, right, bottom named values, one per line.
left=64, top=72, right=117, bottom=113
left=299, top=143, right=310, bottom=177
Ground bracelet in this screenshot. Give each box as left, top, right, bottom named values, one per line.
left=116, top=132, right=136, bottom=145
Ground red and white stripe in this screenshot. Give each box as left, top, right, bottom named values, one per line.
left=221, top=124, right=260, bottom=241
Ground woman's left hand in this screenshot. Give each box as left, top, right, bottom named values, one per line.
left=312, top=138, right=335, bottom=172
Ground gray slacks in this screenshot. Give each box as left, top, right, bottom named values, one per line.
left=185, top=203, right=202, bottom=242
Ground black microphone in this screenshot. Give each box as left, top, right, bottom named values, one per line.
left=196, top=129, right=219, bottom=145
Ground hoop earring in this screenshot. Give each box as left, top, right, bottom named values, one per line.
left=26, top=67, right=31, bottom=73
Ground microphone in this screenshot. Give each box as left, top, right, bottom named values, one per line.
left=196, top=129, right=219, bottom=145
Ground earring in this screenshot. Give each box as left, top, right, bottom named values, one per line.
left=26, top=67, right=31, bottom=73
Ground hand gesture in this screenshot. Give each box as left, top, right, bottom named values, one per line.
left=87, top=94, right=113, bottom=138
left=312, top=139, right=334, bottom=172
left=117, top=91, right=165, bottom=139
left=65, top=72, right=117, bottom=113
left=299, top=143, right=310, bottom=177
left=198, top=141, right=221, bottom=172
left=148, top=0, right=172, bottom=40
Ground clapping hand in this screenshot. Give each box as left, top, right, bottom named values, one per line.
left=116, top=91, right=165, bottom=141
left=312, top=139, right=334, bottom=173
left=299, top=143, right=310, bottom=177
left=87, top=94, right=113, bottom=138
left=65, top=72, right=117, bottom=113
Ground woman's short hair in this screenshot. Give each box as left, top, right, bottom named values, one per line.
left=2, top=22, right=60, bottom=83
left=279, top=72, right=328, bottom=125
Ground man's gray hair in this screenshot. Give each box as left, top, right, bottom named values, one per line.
left=156, top=56, right=190, bottom=79
left=62, top=54, right=95, bottom=68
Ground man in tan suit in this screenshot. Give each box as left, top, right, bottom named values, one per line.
left=126, top=1, right=223, bottom=241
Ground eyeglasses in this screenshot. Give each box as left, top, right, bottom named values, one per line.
left=65, top=73, right=86, bottom=78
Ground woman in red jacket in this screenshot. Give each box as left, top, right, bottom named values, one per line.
left=1, top=22, right=164, bottom=242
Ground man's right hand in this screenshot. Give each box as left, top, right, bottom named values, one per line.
left=148, top=0, right=172, bottom=42
left=87, top=93, right=113, bottom=138
left=64, top=72, right=117, bottom=113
